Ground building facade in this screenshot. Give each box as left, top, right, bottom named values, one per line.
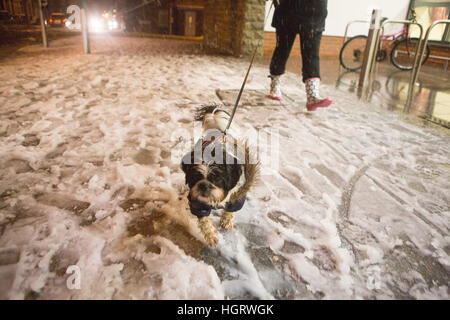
left=116, top=0, right=265, bottom=56
left=1, top=0, right=40, bottom=24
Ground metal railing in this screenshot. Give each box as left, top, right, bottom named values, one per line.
left=406, top=20, right=450, bottom=109
left=370, top=20, right=424, bottom=76
left=340, top=19, right=369, bottom=81
left=343, top=20, right=369, bottom=44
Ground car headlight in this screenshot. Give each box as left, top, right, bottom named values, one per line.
left=90, top=17, right=104, bottom=32
left=108, top=19, right=118, bottom=30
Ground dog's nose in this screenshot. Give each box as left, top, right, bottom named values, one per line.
left=198, top=181, right=210, bottom=192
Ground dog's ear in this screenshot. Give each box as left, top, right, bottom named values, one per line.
left=181, top=151, right=205, bottom=188
left=223, top=163, right=243, bottom=191
left=181, top=151, right=194, bottom=174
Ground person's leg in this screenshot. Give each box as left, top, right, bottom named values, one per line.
left=299, top=28, right=332, bottom=111
left=299, top=29, right=322, bottom=81
left=268, top=28, right=297, bottom=100
left=270, top=28, right=297, bottom=76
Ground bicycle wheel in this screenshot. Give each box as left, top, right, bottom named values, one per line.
left=390, top=38, right=430, bottom=71
left=339, top=35, right=367, bottom=71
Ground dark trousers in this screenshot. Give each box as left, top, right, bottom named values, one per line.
left=270, top=26, right=322, bottom=82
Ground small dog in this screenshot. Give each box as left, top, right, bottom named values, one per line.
left=181, top=105, right=259, bottom=246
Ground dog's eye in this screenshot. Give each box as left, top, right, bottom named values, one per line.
left=207, top=172, right=225, bottom=189
left=186, top=170, right=203, bottom=188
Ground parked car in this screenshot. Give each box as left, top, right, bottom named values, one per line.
left=47, top=12, right=66, bottom=27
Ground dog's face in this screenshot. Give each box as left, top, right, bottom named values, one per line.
left=182, top=150, right=243, bottom=208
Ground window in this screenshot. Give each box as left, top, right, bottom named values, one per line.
left=13, top=0, right=24, bottom=15
left=158, top=10, right=168, bottom=28
left=409, top=0, right=450, bottom=43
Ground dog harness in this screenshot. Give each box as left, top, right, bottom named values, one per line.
left=188, top=194, right=247, bottom=218
left=185, top=129, right=248, bottom=218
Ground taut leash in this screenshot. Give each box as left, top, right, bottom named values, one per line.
left=225, top=2, right=274, bottom=133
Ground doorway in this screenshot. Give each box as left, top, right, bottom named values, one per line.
left=184, top=10, right=196, bottom=37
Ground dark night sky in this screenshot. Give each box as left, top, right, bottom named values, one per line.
left=49, top=0, right=117, bottom=12
left=88, top=0, right=116, bottom=10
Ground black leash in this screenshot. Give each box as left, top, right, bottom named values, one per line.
left=225, top=2, right=274, bottom=133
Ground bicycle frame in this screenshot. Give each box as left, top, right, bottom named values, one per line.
left=339, top=18, right=423, bottom=72
left=379, top=26, right=408, bottom=50
left=346, top=26, right=408, bottom=58
left=373, top=20, right=423, bottom=70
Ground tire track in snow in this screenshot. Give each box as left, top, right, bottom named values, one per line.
left=365, top=174, right=447, bottom=237
left=335, top=163, right=372, bottom=264
left=337, top=164, right=371, bottom=221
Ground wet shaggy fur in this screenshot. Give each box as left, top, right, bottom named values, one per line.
left=189, top=105, right=260, bottom=203
left=182, top=105, right=260, bottom=246
left=194, top=104, right=230, bottom=122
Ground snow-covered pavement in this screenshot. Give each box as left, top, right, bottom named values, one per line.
left=0, top=35, right=448, bottom=299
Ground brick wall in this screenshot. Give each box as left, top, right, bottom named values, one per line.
left=427, top=44, right=450, bottom=69
left=204, top=1, right=393, bottom=60
left=263, top=31, right=450, bottom=69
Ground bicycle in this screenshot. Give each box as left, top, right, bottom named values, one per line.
left=339, top=10, right=430, bottom=71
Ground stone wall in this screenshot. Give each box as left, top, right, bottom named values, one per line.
left=203, top=0, right=245, bottom=56
left=203, top=0, right=266, bottom=56
left=241, top=0, right=266, bottom=56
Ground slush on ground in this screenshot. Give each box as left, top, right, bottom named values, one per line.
left=0, top=36, right=449, bottom=299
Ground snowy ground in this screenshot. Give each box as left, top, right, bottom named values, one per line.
left=0, top=35, right=449, bottom=300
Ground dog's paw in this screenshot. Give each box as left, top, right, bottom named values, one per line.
left=198, top=217, right=219, bottom=247
left=205, top=230, right=219, bottom=247
left=220, top=211, right=235, bottom=230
